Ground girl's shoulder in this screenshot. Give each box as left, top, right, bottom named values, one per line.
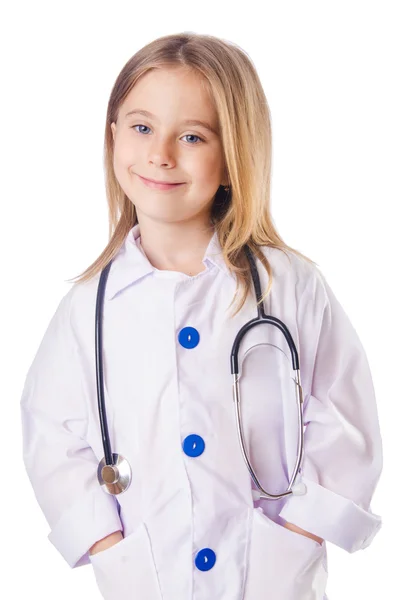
left=57, top=272, right=103, bottom=340
left=259, top=244, right=324, bottom=290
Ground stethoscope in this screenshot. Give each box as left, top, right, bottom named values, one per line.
left=95, top=245, right=307, bottom=500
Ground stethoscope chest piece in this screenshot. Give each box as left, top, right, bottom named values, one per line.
left=97, top=453, right=132, bottom=495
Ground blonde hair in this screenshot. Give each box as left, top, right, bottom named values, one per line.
left=67, top=32, right=317, bottom=317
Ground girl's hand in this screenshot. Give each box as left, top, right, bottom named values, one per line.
left=283, top=521, right=324, bottom=545
left=89, top=530, right=124, bottom=555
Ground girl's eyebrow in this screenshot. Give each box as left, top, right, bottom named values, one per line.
left=124, top=108, right=219, bottom=135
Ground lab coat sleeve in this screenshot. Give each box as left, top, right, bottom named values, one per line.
left=20, top=290, right=123, bottom=569
left=278, top=266, right=383, bottom=553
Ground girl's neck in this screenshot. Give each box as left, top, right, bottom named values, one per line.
left=137, top=217, right=215, bottom=275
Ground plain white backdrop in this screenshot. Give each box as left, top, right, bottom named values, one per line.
left=2, top=1, right=394, bottom=598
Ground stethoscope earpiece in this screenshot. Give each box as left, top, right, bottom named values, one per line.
left=291, top=482, right=307, bottom=496
left=251, top=481, right=307, bottom=502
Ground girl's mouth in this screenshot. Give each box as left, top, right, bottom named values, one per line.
left=137, top=174, right=186, bottom=191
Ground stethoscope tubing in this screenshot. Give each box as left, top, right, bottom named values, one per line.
left=95, top=245, right=305, bottom=498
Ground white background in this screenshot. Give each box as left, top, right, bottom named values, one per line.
left=2, top=1, right=394, bottom=598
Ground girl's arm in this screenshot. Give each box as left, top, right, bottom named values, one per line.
left=278, top=266, right=383, bottom=552
left=20, top=290, right=123, bottom=568
left=283, top=521, right=324, bottom=545
left=89, top=530, right=124, bottom=555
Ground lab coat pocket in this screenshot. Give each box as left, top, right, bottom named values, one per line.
left=89, top=522, right=163, bottom=600
left=244, top=507, right=327, bottom=600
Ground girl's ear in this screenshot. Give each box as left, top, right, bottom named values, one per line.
left=110, top=122, right=116, bottom=142
left=221, top=168, right=229, bottom=188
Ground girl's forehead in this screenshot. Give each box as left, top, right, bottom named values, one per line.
left=119, top=72, right=218, bottom=126
left=122, top=68, right=212, bottom=106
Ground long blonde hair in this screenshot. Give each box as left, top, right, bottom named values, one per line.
left=67, top=32, right=317, bottom=316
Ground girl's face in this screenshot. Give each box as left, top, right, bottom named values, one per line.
left=110, top=67, right=227, bottom=226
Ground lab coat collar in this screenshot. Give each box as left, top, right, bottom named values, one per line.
left=105, top=223, right=233, bottom=301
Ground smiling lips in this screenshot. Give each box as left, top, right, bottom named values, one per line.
left=137, top=173, right=186, bottom=191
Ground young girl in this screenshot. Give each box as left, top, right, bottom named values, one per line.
left=20, top=32, right=383, bottom=600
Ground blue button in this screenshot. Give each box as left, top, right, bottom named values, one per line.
left=182, top=434, right=205, bottom=457
left=195, top=548, right=216, bottom=571
left=178, top=327, right=200, bottom=349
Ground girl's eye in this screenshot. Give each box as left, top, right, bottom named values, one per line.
left=132, top=124, right=151, bottom=135
left=130, top=124, right=203, bottom=144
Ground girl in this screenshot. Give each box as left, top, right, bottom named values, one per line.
left=20, top=32, right=383, bottom=599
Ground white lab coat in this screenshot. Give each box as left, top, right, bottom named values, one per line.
left=20, top=224, right=383, bottom=600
